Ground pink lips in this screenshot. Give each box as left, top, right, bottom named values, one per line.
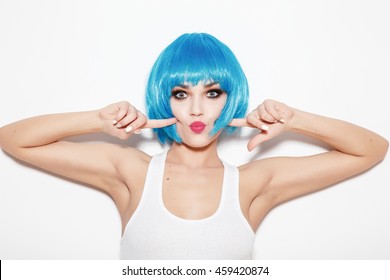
left=189, top=121, right=206, bottom=134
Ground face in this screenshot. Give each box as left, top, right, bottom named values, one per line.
left=170, top=81, right=227, bottom=148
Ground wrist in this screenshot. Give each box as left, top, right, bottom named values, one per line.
left=92, top=110, right=105, bottom=132
left=284, top=108, right=304, bottom=132
left=62, top=110, right=103, bottom=135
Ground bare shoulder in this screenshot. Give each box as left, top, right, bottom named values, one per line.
left=105, top=145, right=152, bottom=214
left=238, top=158, right=282, bottom=230
left=238, top=157, right=290, bottom=210
left=238, top=157, right=278, bottom=198
left=112, top=145, right=151, bottom=189
left=238, top=158, right=275, bottom=217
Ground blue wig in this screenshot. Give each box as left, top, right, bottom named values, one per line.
left=146, top=33, right=249, bottom=144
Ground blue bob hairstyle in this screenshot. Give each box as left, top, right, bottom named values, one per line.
left=145, top=33, right=249, bottom=144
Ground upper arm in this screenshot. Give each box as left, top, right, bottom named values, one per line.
left=247, top=150, right=381, bottom=209
left=11, top=141, right=146, bottom=196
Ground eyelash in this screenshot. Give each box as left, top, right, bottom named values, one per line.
left=171, top=89, right=225, bottom=100
left=206, top=89, right=224, bottom=99
left=171, top=90, right=188, bottom=100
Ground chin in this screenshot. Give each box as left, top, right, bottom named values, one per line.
left=178, top=140, right=216, bottom=150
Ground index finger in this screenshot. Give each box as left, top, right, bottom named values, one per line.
left=143, top=117, right=177, bottom=129
left=229, top=118, right=255, bottom=128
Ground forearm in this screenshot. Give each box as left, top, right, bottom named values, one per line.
left=0, top=110, right=102, bottom=153
left=288, top=109, right=388, bottom=162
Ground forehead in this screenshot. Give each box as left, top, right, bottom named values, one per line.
left=174, top=81, right=220, bottom=88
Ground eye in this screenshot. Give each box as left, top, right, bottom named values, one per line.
left=171, top=90, right=188, bottom=100
left=206, top=89, right=224, bottom=99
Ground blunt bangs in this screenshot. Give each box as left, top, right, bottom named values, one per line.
left=146, top=33, right=249, bottom=144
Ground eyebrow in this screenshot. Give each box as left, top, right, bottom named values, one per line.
left=204, top=81, right=219, bottom=88
left=174, top=81, right=219, bottom=89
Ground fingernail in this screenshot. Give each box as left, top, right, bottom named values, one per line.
left=112, top=120, right=117, bottom=125
left=261, top=125, right=269, bottom=131
left=279, top=119, right=285, bottom=123
left=125, top=126, right=133, bottom=133
left=134, top=129, right=142, bottom=134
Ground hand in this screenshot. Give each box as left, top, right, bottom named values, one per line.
left=99, top=101, right=177, bottom=140
left=229, top=99, right=294, bottom=151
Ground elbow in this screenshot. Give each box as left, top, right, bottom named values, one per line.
left=357, top=135, right=389, bottom=170
left=380, top=138, right=389, bottom=161
left=370, top=136, right=389, bottom=165
left=0, top=126, right=23, bottom=158
left=0, top=127, right=6, bottom=150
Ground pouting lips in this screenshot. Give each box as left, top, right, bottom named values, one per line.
left=189, top=121, right=206, bottom=134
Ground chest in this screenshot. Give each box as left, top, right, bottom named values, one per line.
left=162, top=165, right=224, bottom=220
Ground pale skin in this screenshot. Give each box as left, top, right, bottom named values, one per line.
left=0, top=82, right=388, bottom=235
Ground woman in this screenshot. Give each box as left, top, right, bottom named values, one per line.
left=0, top=33, right=388, bottom=259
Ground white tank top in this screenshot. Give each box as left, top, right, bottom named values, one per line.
left=120, top=151, right=255, bottom=259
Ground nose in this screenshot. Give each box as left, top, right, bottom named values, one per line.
left=190, top=95, right=204, bottom=117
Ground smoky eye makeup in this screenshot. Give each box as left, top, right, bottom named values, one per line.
left=171, top=89, right=188, bottom=100
left=170, top=83, right=226, bottom=100
left=206, top=88, right=225, bottom=99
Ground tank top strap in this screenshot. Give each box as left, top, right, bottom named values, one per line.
left=221, top=161, right=253, bottom=234
left=137, top=150, right=167, bottom=207
left=220, top=161, right=241, bottom=213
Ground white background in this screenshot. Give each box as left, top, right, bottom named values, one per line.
left=0, top=0, right=389, bottom=259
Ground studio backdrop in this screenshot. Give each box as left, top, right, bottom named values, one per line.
left=0, top=0, right=389, bottom=259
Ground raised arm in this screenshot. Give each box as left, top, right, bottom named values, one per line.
left=231, top=99, right=388, bottom=208
left=0, top=101, right=176, bottom=196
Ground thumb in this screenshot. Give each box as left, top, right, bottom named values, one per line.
left=143, top=117, right=177, bottom=129
left=247, top=132, right=272, bottom=151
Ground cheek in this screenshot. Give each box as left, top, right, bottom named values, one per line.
left=169, top=100, right=180, bottom=118
left=170, top=105, right=183, bottom=121
left=208, top=100, right=227, bottom=120
left=170, top=103, right=187, bottom=132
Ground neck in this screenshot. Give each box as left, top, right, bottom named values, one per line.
left=167, top=140, right=222, bottom=168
